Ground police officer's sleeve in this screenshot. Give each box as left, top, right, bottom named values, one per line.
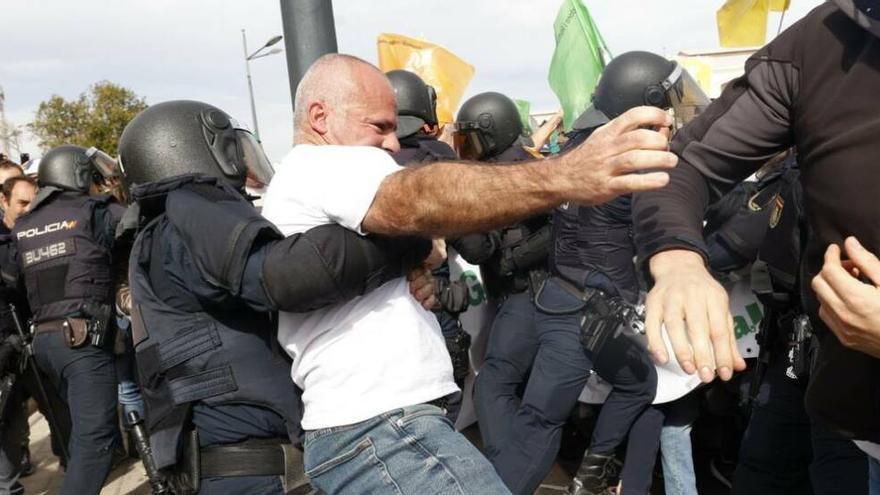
left=91, top=198, right=125, bottom=251
left=449, top=231, right=501, bottom=265
left=257, top=225, right=432, bottom=312
left=631, top=19, right=804, bottom=266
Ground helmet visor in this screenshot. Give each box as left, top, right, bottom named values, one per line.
left=85, top=147, right=120, bottom=178
left=453, top=130, right=485, bottom=161
left=663, top=64, right=711, bottom=129
left=454, top=120, right=494, bottom=160
left=236, top=129, right=275, bottom=187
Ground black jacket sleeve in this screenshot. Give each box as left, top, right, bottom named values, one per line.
left=631, top=17, right=805, bottom=268
left=260, top=224, right=431, bottom=312
left=449, top=231, right=501, bottom=265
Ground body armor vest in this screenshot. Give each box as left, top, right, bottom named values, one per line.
left=481, top=214, right=551, bottom=298
left=393, top=135, right=457, bottom=166
left=551, top=196, right=639, bottom=304
left=14, top=190, right=114, bottom=323
left=128, top=179, right=301, bottom=470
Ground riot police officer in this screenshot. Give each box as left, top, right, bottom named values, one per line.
left=450, top=91, right=561, bottom=494
left=387, top=70, right=458, bottom=165
left=564, top=51, right=712, bottom=495
left=12, top=145, right=125, bottom=495
left=116, top=100, right=431, bottom=494
left=732, top=156, right=867, bottom=495
left=387, top=70, right=472, bottom=405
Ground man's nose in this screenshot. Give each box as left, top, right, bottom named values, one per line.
left=383, top=133, right=400, bottom=154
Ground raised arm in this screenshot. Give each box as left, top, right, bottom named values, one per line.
left=362, top=106, right=677, bottom=237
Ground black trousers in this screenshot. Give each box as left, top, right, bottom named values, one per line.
left=475, top=278, right=657, bottom=495
left=733, top=352, right=868, bottom=495
left=33, top=332, right=119, bottom=495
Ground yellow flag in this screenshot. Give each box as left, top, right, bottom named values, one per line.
left=377, top=33, right=475, bottom=124
left=717, top=0, right=770, bottom=48
left=769, top=0, right=790, bottom=12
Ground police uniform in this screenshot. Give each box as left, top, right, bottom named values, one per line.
left=118, top=100, right=430, bottom=494
left=732, top=163, right=867, bottom=495
left=14, top=184, right=123, bottom=495
left=0, top=232, right=27, bottom=495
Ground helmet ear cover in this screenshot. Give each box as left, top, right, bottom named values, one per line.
left=643, top=85, right=669, bottom=108
left=199, top=108, right=245, bottom=181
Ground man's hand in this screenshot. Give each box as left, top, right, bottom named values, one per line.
left=812, top=237, right=880, bottom=359
left=645, top=249, right=745, bottom=383
left=424, top=239, right=447, bottom=270
left=556, top=106, right=677, bottom=206
left=408, top=266, right=436, bottom=310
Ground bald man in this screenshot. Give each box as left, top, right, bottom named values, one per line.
left=261, top=54, right=684, bottom=495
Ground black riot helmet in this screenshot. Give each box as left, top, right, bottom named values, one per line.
left=574, top=51, right=710, bottom=130
left=117, top=100, right=274, bottom=190
left=835, top=0, right=880, bottom=38
left=454, top=91, right=523, bottom=160
left=386, top=70, right=439, bottom=139
left=38, top=144, right=118, bottom=192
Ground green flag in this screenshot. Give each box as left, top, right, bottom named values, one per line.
left=514, top=99, right=532, bottom=134
left=548, top=0, right=609, bottom=131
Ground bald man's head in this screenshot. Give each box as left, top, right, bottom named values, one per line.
left=293, top=54, right=400, bottom=152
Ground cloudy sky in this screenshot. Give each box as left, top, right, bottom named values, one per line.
left=0, top=0, right=824, bottom=162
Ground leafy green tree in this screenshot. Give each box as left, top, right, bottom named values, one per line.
left=30, top=81, right=147, bottom=155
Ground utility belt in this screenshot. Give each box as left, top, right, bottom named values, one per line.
left=166, top=429, right=310, bottom=495
left=34, top=304, right=113, bottom=350
left=534, top=276, right=645, bottom=356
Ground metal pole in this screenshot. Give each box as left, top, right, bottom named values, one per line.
left=241, top=29, right=261, bottom=140
left=279, top=0, right=338, bottom=109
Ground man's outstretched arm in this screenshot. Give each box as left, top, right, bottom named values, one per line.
left=362, top=107, right=677, bottom=237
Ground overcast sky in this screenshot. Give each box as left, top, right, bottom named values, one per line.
left=0, top=0, right=824, bottom=162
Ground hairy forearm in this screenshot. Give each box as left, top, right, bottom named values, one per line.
left=363, top=159, right=563, bottom=237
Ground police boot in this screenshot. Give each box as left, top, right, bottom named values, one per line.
left=568, top=451, right=622, bottom=495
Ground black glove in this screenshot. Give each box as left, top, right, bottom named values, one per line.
left=433, top=278, right=470, bottom=315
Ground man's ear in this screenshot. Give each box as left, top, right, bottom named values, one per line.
left=308, top=101, right=329, bottom=136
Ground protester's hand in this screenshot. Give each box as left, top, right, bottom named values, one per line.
left=408, top=266, right=437, bottom=310
left=812, top=237, right=880, bottom=359
left=644, top=249, right=745, bottom=383
left=557, top=106, right=677, bottom=205
left=424, top=239, right=447, bottom=270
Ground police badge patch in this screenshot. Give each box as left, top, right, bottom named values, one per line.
left=769, top=194, right=785, bottom=228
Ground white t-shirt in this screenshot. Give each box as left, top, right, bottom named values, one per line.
left=261, top=144, right=458, bottom=430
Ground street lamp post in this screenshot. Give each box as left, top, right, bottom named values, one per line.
left=241, top=30, right=283, bottom=141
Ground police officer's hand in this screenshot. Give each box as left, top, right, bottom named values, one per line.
left=813, top=237, right=880, bottom=359
left=558, top=106, right=677, bottom=205
left=645, top=249, right=745, bottom=383
left=408, top=266, right=437, bottom=310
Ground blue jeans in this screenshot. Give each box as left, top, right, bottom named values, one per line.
left=870, top=457, right=880, bottom=495
left=660, top=395, right=699, bottom=495
left=303, top=404, right=510, bottom=495
left=115, top=319, right=145, bottom=423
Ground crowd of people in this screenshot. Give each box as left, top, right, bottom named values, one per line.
left=1, top=1, right=880, bottom=494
